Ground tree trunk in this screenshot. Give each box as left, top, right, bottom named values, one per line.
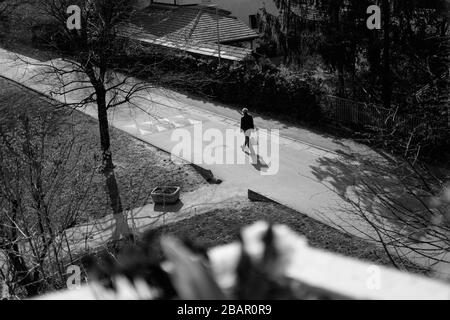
left=5, top=245, right=41, bottom=297
left=338, top=62, right=345, bottom=97
left=331, top=0, right=345, bottom=96
left=95, top=87, right=132, bottom=240
left=283, top=0, right=291, bottom=65
left=382, top=0, right=392, bottom=109
left=2, top=201, right=41, bottom=297
left=97, top=88, right=114, bottom=172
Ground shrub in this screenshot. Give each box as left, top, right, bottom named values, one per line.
left=121, top=42, right=322, bottom=123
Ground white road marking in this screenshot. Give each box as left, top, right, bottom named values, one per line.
left=139, top=129, right=153, bottom=136
left=172, top=122, right=184, bottom=128
left=188, top=119, right=202, bottom=125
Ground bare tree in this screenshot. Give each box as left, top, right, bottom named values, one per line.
left=0, top=85, right=98, bottom=298
left=20, top=0, right=163, bottom=241
left=310, top=151, right=450, bottom=276
left=20, top=0, right=220, bottom=241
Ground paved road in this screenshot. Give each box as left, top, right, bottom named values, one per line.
left=0, top=48, right=448, bottom=278
left=0, top=49, right=348, bottom=227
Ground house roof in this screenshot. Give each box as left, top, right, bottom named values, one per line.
left=118, top=23, right=254, bottom=61
left=131, top=4, right=259, bottom=44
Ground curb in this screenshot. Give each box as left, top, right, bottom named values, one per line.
left=248, top=189, right=280, bottom=204
left=0, top=74, right=58, bottom=104
left=191, top=164, right=221, bottom=184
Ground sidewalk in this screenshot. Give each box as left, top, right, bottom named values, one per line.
left=0, top=48, right=448, bottom=278
left=61, top=183, right=247, bottom=258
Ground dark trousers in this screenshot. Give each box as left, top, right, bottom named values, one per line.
left=245, top=136, right=250, bottom=147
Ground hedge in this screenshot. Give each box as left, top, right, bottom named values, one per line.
left=120, top=42, right=323, bottom=123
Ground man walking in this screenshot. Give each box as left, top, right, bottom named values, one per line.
left=240, top=108, right=255, bottom=150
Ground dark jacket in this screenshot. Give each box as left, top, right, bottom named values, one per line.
left=240, top=114, right=255, bottom=132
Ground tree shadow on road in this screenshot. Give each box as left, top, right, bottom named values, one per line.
left=309, top=151, right=450, bottom=270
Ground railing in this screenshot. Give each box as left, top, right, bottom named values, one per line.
left=320, top=95, right=426, bottom=133
left=34, top=222, right=450, bottom=300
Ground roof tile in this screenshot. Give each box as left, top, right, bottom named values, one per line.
left=131, top=4, right=259, bottom=44
left=118, top=23, right=254, bottom=61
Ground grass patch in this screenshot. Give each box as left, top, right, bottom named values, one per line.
left=149, top=201, right=427, bottom=275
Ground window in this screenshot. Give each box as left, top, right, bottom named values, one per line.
left=249, top=14, right=258, bottom=29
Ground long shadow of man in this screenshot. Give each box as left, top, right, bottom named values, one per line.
left=245, top=142, right=269, bottom=172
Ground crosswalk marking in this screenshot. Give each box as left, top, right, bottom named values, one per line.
left=173, top=122, right=184, bottom=128
left=155, top=125, right=166, bottom=132
left=139, top=129, right=152, bottom=136
left=188, top=119, right=202, bottom=125
left=115, top=115, right=206, bottom=135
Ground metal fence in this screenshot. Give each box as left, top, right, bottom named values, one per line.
left=320, top=95, right=426, bottom=133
